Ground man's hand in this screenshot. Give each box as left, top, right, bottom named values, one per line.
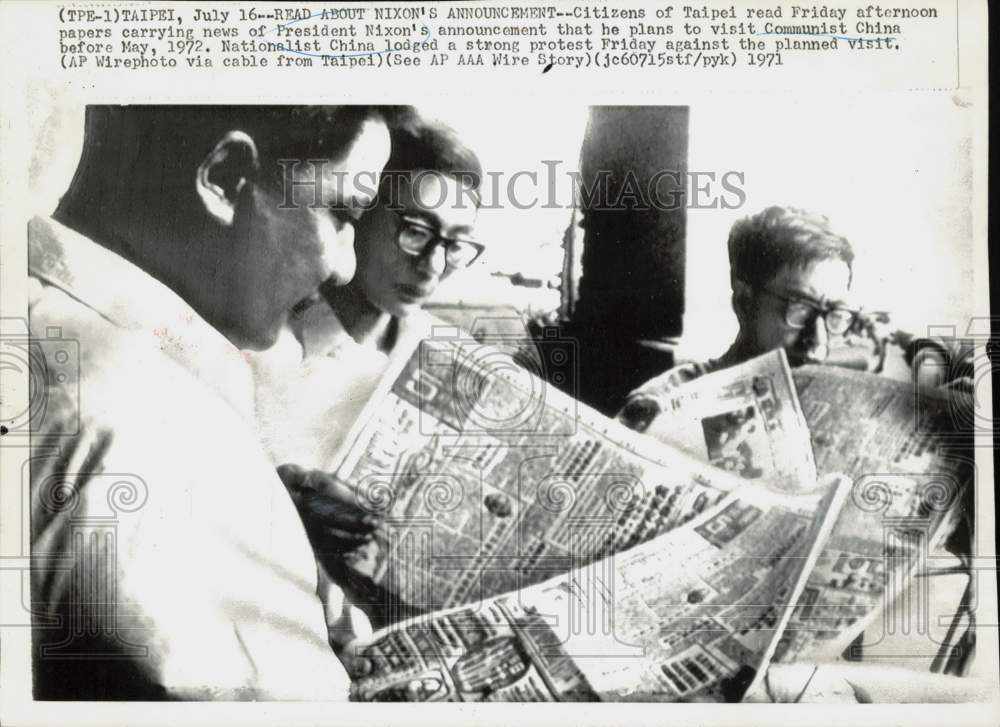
left=905, top=336, right=976, bottom=395
left=618, top=395, right=662, bottom=433
left=338, top=635, right=376, bottom=682
left=276, top=464, right=384, bottom=558
left=836, top=309, right=892, bottom=372
left=317, top=566, right=374, bottom=655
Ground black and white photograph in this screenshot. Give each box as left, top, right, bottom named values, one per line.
left=0, top=0, right=994, bottom=724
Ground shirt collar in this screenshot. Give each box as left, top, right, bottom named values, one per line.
left=28, top=215, right=255, bottom=418
left=292, top=299, right=436, bottom=361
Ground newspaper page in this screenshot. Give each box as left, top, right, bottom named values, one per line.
left=771, top=365, right=975, bottom=661
left=624, top=358, right=975, bottom=663
left=792, top=364, right=974, bottom=483
left=0, top=0, right=994, bottom=724
left=351, top=477, right=847, bottom=702
left=640, top=349, right=818, bottom=493
left=330, top=330, right=746, bottom=615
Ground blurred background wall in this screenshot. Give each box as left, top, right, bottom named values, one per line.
left=681, top=94, right=975, bottom=362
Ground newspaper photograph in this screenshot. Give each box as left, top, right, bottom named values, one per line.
left=351, top=477, right=847, bottom=702
left=628, top=349, right=818, bottom=492
left=0, top=0, right=994, bottom=725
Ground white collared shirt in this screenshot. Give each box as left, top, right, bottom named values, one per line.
left=28, top=216, right=350, bottom=700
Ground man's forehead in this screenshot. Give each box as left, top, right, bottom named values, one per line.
left=392, top=170, right=479, bottom=230
left=770, top=259, right=852, bottom=301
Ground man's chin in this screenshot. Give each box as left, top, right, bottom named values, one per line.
left=239, top=324, right=282, bottom=352
left=391, top=287, right=432, bottom=313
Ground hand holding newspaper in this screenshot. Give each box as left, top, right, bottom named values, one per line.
left=327, top=329, right=755, bottom=617
left=322, top=331, right=862, bottom=701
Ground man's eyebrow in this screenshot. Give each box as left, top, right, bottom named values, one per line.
left=401, top=209, right=477, bottom=239
left=777, top=286, right=816, bottom=300
left=402, top=208, right=443, bottom=228
left=447, top=223, right=475, bottom=237
left=784, top=288, right=850, bottom=307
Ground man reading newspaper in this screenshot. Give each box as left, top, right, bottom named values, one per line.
left=28, top=106, right=395, bottom=699
left=608, top=205, right=978, bottom=696
left=315, top=327, right=982, bottom=701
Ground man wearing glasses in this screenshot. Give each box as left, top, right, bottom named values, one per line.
left=29, top=105, right=396, bottom=700
left=615, top=205, right=985, bottom=703
left=619, top=205, right=859, bottom=432
left=319, top=116, right=484, bottom=358
left=246, top=115, right=483, bottom=592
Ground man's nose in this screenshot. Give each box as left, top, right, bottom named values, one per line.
left=416, top=242, right=448, bottom=278
left=322, top=221, right=357, bottom=286
left=800, top=314, right=829, bottom=363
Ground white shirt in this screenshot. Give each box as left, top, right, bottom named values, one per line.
left=247, top=301, right=433, bottom=472
left=28, top=216, right=350, bottom=700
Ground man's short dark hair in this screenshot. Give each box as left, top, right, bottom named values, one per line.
left=728, top=205, right=855, bottom=290
left=61, top=105, right=408, bottom=198
left=378, top=115, right=483, bottom=208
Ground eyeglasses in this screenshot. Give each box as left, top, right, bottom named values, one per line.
left=759, top=287, right=858, bottom=336
left=393, top=212, right=485, bottom=270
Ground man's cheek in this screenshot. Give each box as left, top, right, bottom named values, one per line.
left=754, top=319, right=784, bottom=348
left=399, top=254, right=425, bottom=280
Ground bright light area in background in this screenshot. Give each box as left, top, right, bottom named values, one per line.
left=29, top=98, right=975, bottom=342
left=29, top=95, right=85, bottom=219
left=683, top=94, right=975, bottom=361
left=416, top=100, right=589, bottom=315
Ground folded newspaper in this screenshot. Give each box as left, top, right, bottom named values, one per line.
left=327, top=332, right=969, bottom=697
left=629, top=356, right=972, bottom=662
left=350, top=478, right=848, bottom=702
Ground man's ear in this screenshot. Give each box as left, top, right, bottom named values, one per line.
left=196, top=130, right=260, bottom=227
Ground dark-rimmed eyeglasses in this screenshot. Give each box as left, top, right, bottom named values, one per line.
left=393, top=212, right=485, bottom=270
left=758, top=287, right=858, bottom=336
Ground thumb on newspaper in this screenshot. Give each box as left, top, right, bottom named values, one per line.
left=338, top=634, right=376, bottom=679
left=318, top=564, right=373, bottom=654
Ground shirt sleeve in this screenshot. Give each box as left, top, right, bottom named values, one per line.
left=30, top=342, right=351, bottom=700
